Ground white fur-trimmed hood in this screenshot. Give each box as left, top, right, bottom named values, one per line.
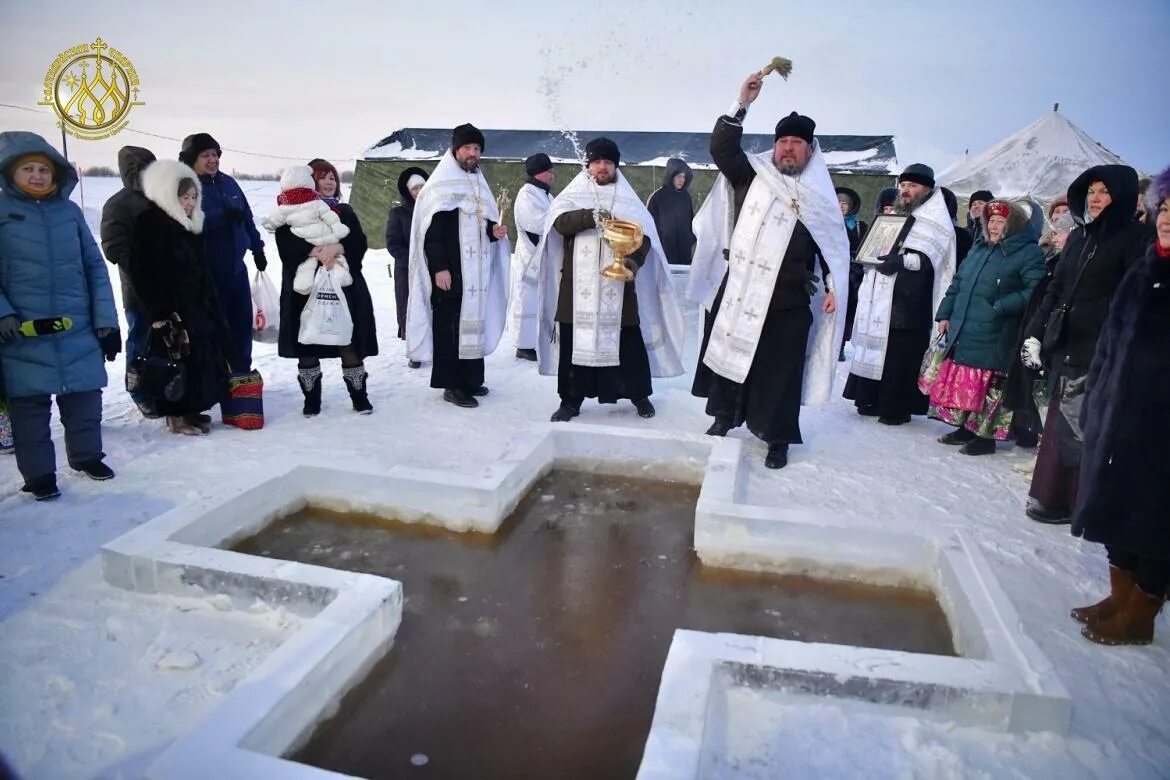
left=141, top=159, right=204, bottom=234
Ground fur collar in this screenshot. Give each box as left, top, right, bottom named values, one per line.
left=141, top=159, right=204, bottom=234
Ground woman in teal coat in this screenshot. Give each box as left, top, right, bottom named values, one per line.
left=929, top=200, right=1046, bottom=455
left=0, top=131, right=120, bottom=500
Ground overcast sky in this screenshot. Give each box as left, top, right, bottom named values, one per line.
left=1, top=0, right=1165, bottom=176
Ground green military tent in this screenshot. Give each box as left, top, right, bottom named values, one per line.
left=350, top=127, right=899, bottom=249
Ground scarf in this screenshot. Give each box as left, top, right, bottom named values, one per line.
left=844, top=213, right=858, bottom=230
left=320, top=194, right=342, bottom=214
left=1157, top=240, right=1170, bottom=259
left=277, top=187, right=318, bottom=207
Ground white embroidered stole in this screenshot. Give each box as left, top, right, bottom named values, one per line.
left=570, top=227, right=625, bottom=367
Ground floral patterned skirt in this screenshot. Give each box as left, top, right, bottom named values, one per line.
left=928, top=359, right=1013, bottom=440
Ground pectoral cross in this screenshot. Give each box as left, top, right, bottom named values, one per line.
left=790, top=198, right=801, bottom=218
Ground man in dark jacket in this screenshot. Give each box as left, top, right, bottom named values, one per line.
left=179, top=132, right=266, bottom=371
left=386, top=166, right=428, bottom=365
left=99, top=146, right=155, bottom=413
left=646, top=158, right=696, bottom=265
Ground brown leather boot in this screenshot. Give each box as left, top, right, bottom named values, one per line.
left=1081, top=587, right=1164, bottom=646
left=1071, top=566, right=1135, bottom=626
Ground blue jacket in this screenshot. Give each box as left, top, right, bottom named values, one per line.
left=197, top=170, right=263, bottom=284
left=936, top=203, right=1045, bottom=372
left=0, top=132, right=118, bottom=397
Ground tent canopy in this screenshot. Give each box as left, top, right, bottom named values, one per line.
left=363, top=127, right=898, bottom=175
left=940, top=110, right=1131, bottom=203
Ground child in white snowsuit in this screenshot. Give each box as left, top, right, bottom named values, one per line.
left=262, top=165, right=352, bottom=293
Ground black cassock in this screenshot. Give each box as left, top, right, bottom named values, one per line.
left=423, top=209, right=501, bottom=391
left=692, top=221, right=826, bottom=445
left=842, top=216, right=935, bottom=419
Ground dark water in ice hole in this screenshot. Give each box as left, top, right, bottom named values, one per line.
left=233, top=471, right=954, bottom=780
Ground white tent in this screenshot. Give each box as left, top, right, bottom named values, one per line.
left=940, top=109, right=1131, bottom=203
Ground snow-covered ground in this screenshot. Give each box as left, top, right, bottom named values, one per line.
left=0, top=176, right=1167, bottom=779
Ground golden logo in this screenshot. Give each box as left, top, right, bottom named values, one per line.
left=38, top=37, right=145, bottom=141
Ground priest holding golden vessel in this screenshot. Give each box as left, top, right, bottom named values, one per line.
left=534, top=137, right=685, bottom=423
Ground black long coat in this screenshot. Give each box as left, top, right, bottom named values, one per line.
left=1072, top=246, right=1170, bottom=559
left=276, top=203, right=378, bottom=360
left=646, top=158, right=696, bottom=265
left=1026, top=165, right=1151, bottom=375
left=129, top=205, right=233, bottom=415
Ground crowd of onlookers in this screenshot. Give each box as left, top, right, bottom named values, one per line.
left=0, top=126, right=1165, bottom=646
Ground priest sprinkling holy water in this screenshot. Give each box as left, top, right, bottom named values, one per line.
left=535, top=137, right=685, bottom=423
left=406, top=124, right=510, bottom=409
left=689, top=69, right=850, bottom=470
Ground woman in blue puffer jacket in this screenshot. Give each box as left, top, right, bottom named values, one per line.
left=0, top=131, right=120, bottom=500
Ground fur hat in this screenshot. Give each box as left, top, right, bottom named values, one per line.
left=525, top=153, right=553, bottom=177
left=985, top=201, right=1012, bottom=220
left=969, top=189, right=994, bottom=205
left=179, top=132, right=220, bottom=166
left=141, top=159, right=204, bottom=234
left=774, top=111, right=815, bottom=144
left=585, top=137, right=620, bottom=166
left=875, top=187, right=897, bottom=215
left=898, top=163, right=935, bottom=189
left=1148, top=167, right=1170, bottom=212
left=451, top=123, right=485, bottom=152
left=308, top=158, right=342, bottom=197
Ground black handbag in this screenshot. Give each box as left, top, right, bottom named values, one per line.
left=1041, top=242, right=1096, bottom=357
left=126, top=323, right=187, bottom=402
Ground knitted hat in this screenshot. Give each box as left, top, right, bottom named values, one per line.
left=774, top=111, right=815, bottom=144
left=898, top=163, right=935, bottom=189
left=1046, top=195, right=1069, bottom=219
left=6, top=152, right=55, bottom=178
left=525, top=152, right=553, bottom=177
left=875, top=187, right=897, bottom=215
left=179, top=132, right=221, bottom=166
left=1149, top=166, right=1170, bottom=212
left=451, top=123, right=485, bottom=152
left=585, top=137, right=620, bottom=166
left=969, top=189, right=994, bottom=204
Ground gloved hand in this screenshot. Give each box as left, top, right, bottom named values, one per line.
left=875, top=253, right=905, bottom=276
left=1021, top=337, right=1042, bottom=370
left=97, top=328, right=121, bottom=362
left=252, top=249, right=268, bottom=272
left=0, top=315, right=20, bottom=344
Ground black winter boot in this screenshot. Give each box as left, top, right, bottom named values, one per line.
left=342, top=364, right=374, bottom=414
left=764, top=443, right=789, bottom=469
left=22, top=474, right=61, bottom=501
left=298, top=365, right=323, bottom=417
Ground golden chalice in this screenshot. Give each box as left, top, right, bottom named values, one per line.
left=600, top=218, right=643, bottom=282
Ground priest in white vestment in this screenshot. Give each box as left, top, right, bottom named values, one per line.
left=688, top=73, right=849, bottom=469
left=843, top=164, right=957, bottom=425
left=534, top=137, right=685, bottom=422
left=512, top=152, right=555, bottom=361
left=406, top=123, right=510, bottom=409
